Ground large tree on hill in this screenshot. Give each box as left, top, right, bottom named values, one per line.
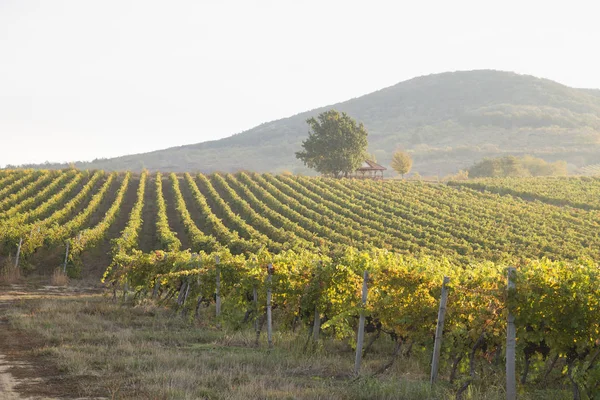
left=295, top=110, right=368, bottom=178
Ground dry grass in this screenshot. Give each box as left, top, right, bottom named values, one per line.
left=0, top=255, right=21, bottom=284
left=1, top=294, right=572, bottom=400
left=50, top=268, right=69, bottom=286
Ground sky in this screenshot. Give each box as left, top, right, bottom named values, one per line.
left=1, top=0, right=599, bottom=166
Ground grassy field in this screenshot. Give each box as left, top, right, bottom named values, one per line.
left=0, top=285, right=572, bottom=400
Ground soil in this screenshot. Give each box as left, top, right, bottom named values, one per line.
left=79, top=176, right=138, bottom=279
left=194, top=176, right=250, bottom=239
left=138, top=176, right=157, bottom=253
left=162, top=175, right=192, bottom=251
left=53, top=175, right=104, bottom=226
left=0, top=285, right=106, bottom=400
left=179, top=176, right=212, bottom=235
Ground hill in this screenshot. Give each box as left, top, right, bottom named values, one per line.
left=18, top=70, right=600, bottom=176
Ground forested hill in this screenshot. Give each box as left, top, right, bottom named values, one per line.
left=22, top=70, right=600, bottom=176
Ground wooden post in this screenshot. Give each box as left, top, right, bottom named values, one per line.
left=506, top=267, right=517, bottom=400
left=122, top=254, right=131, bottom=300
left=177, top=281, right=188, bottom=306
left=152, top=280, right=160, bottom=298
left=184, top=280, right=190, bottom=302
left=14, top=237, right=22, bottom=269
left=253, top=286, right=259, bottom=334
left=112, top=282, right=117, bottom=302
left=354, top=270, right=369, bottom=375
left=195, top=295, right=204, bottom=318
left=181, top=280, right=191, bottom=314
left=62, top=240, right=70, bottom=273
left=430, top=276, right=450, bottom=384
left=215, top=255, right=221, bottom=317
left=267, top=263, right=274, bottom=348
left=313, top=304, right=321, bottom=342
left=191, top=253, right=201, bottom=288
left=193, top=255, right=202, bottom=319
left=312, top=262, right=322, bottom=341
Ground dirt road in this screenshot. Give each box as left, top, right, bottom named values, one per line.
left=0, top=285, right=105, bottom=400
left=0, top=353, right=24, bottom=399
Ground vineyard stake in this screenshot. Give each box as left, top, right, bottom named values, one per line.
left=193, top=255, right=202, bottom=319
left=312, top=262, right=322, bottom=342
left=14, top=237, right=22, bottom=269
left=253, top=286, right=259, bottom=334
left=312, top=304, right=321, bottom=342
left=62, top=240, right=70, bottom=273
left=215, top=255, right=221, bottom=317
left=181, top=280, right=191, bottom=314
left=177, top=280, right=188, bottom=306
left=123, top=280, right=129, bottom=299
left=506, top=267, right=517, bottom=400
left=122, top=252, right=133, bottom=300
left=267, top=263, right=274, bottom=348
left=430, top=276, right=450, bottom=384
left=152, top=280, right=160, bottom=298
left=195, top=295, right=204, bottom=319
left=354, top=270, right=369, bottom=375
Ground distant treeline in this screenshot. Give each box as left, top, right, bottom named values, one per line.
left=468, top=156, right=567, bottom=178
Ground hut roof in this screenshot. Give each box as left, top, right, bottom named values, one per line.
left=356, top=160, right=387, bottom=171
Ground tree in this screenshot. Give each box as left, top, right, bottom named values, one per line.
left=500, top=156, right=527, bottom=177
left=521, top=155, right=567, bottom=176
left=468, top=155, right=567, bottom=178
left=444, top=170, right=469, bottom=181
left=366, top=152, right=378, bottom=162
left=391, top=150, right=413, bottom=178
left=295, top=110, right=368, bottom=178
left=468, top=157, right=503, bottom=178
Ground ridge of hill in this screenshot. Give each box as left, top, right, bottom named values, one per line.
left=17, top=70, right=600, bottom=176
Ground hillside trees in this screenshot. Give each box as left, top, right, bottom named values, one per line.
left=295, top=110, right=368, bottom=178
left=468, top=155, right=567, bottom=178
left=520, top=155, right=568, bottom=176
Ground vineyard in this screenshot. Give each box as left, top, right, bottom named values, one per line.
left=2, top=169, right=600, bottom=398
left=451, top=176, right=600, bottom=210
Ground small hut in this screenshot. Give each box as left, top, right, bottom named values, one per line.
left=352, top=160, right=386, bottom=180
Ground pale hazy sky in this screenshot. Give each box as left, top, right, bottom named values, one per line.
left=1, top=0, right=598, bottom=166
